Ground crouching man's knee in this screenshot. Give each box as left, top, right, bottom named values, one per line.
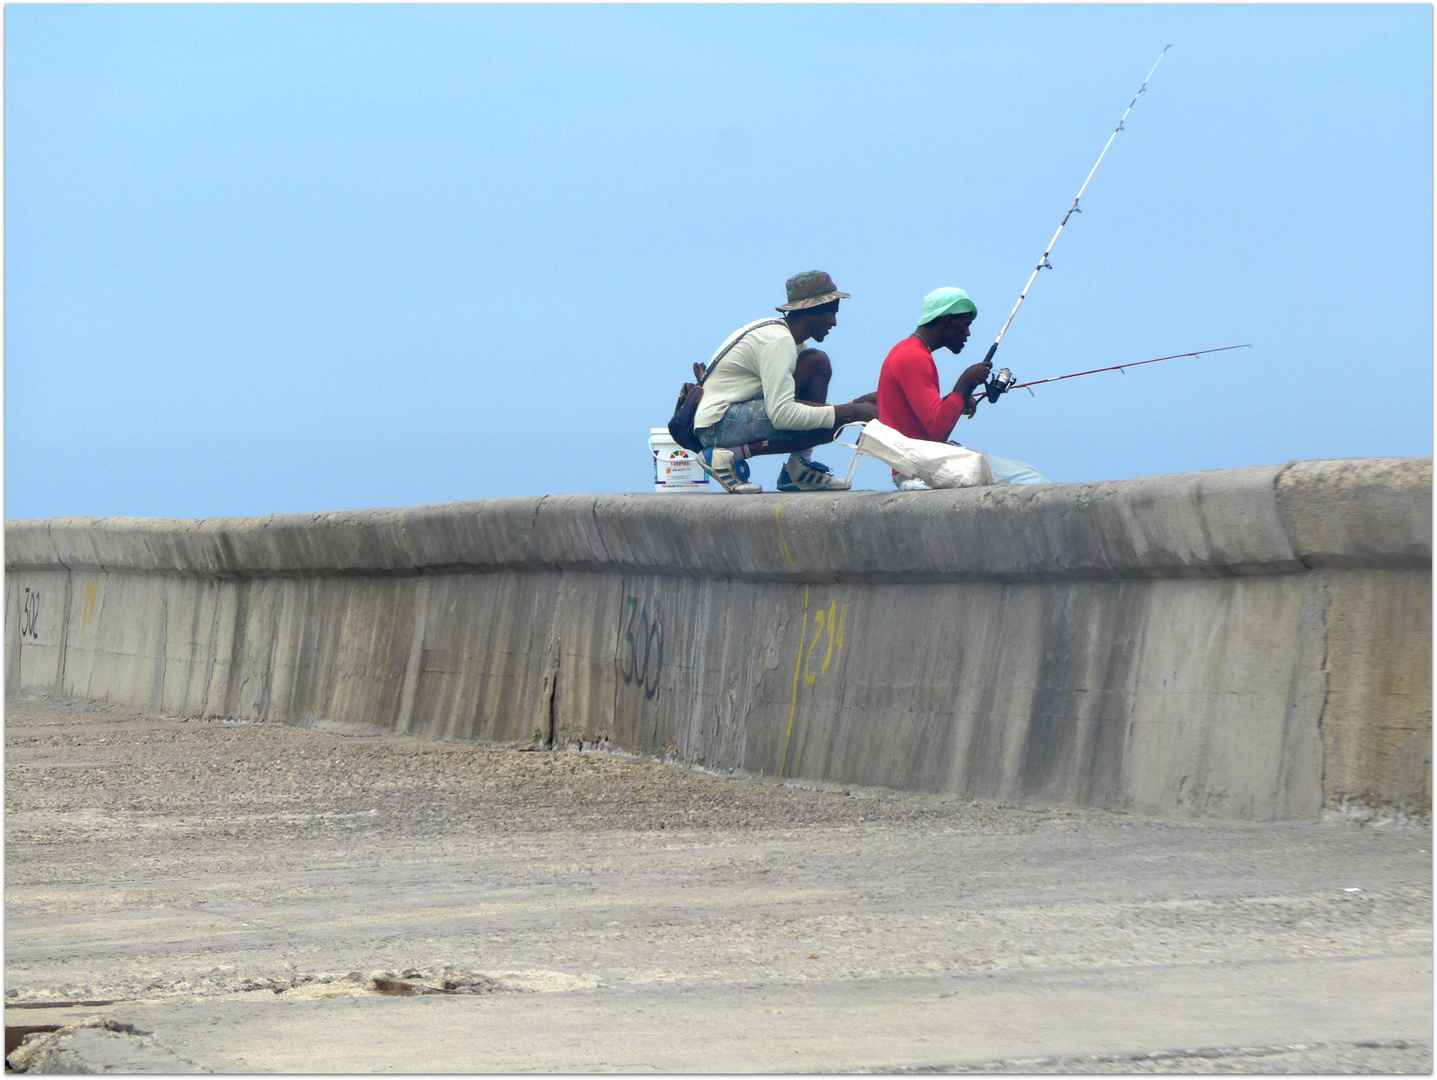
left=795, top=348, right=832, bottom=380
left=794, top=349, right=833, bottom=403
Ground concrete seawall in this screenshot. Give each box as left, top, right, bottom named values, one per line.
left=6, top=457, right=1431, bottom=821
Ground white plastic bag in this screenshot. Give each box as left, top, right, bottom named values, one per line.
left=853, top=420, right=995, bottom=489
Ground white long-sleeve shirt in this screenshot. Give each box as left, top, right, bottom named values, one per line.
left=692, top=320, right=837, bottom=432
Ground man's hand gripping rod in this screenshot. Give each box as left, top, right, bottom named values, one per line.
left=975, top=46, right=1172, bottom=408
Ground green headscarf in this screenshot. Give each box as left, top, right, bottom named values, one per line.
left=918, top=287, right=977, bottom=325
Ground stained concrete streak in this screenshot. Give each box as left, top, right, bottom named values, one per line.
left=5, top=696, right=1431, bottom=1073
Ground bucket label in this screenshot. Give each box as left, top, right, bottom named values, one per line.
left=653, top=447, right=709, bottom=489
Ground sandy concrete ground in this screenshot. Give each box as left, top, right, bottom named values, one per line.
left=4, top=695, right=1431, bottom=1073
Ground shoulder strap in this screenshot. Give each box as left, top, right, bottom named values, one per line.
left=698, top=319, right=786, bottom=387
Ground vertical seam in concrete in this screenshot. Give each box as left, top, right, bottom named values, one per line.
left=549, top=584, right=567, bottom=747
left=543, top=608, right=560, bottom=752
left=531, top=497, right=549, bottom=568
left=155, top=593, right=169, bottom=712
left=582, top=500, right=620, bottom=749
left=395, top=577, right=431, bottom=736
left=185, top=582, right=204, bottom=715
left=83, top=577, right=100, bottom=702
left=55, top=572, right=75, bottom=696
left=202, top=581, right=219, bottom=716
left=1272, top=461, right=1313, bottom=570
left=225, top=582, right=250, bottom=719
left=546, top=650, right=560, bottom=749
left=257, top=592, right=280, bottom=723
left=61, top=521, right=78, bottom=572
left=1274, top=572, right=1330, bottom=820
left=1314, top=574, right=1332, bottom=810
left=611, top=576, right=625, bottom=749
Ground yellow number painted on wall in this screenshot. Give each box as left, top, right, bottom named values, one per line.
left=802, top=600, right=847, bottom=685
left=782, top=593, right=852, bottom=777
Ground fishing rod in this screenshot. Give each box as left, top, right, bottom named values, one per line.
left=985, top=344, right=1251, bottom=402
left=978, top=45, right=1172, bottom=378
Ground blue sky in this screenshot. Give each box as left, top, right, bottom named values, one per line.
left=6, top=3, right=1431, bottom=518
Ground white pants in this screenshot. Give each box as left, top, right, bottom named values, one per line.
left=894, top=453, right=1047, bottom=489
left=986, top=454, right=1047, bottom=484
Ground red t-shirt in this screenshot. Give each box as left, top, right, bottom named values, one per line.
left=877, top=336, right=965, bottom=442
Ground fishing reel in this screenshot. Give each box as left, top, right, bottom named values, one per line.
left=984, top=367, right=1016, bottom=404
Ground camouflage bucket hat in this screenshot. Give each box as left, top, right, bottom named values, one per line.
left=775, top=270, right=851, bottom=312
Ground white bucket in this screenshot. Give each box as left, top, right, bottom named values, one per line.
left=650, top=428, right=710, bottom=492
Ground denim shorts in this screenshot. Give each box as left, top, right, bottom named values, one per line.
left=696, top=397, right=782, bottom=449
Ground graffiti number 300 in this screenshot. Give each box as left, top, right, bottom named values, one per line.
left=18, top=588, right=41, bottom=641
left=617, top=597, right=663, bottom=700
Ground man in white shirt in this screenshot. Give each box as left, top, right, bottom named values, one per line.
left=694, top=271, right=878, bottom=494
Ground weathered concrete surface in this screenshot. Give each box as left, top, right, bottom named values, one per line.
left=7, top=458, right=1429, bottom=581
left=5, top=698, right=1431, bottom=1073
left=6, top=458, right=1430, bottom=820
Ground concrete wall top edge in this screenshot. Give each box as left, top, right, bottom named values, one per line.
left=1276, top=456, right=1433, bottom=568
left=7, top=458, right=1430, bottom=582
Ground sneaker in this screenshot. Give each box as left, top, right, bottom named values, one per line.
left=699, top=447, right=762, bottom=494
left=777, top=456, right=851, bottom=492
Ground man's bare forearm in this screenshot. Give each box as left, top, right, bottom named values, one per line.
left=832, top=401, right=878, bottom=424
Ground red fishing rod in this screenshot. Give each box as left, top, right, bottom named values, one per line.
left=989, top=343, right=1252, bottom=400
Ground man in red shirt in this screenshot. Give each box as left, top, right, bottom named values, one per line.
left=877, top=287, right=993, bottom=443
